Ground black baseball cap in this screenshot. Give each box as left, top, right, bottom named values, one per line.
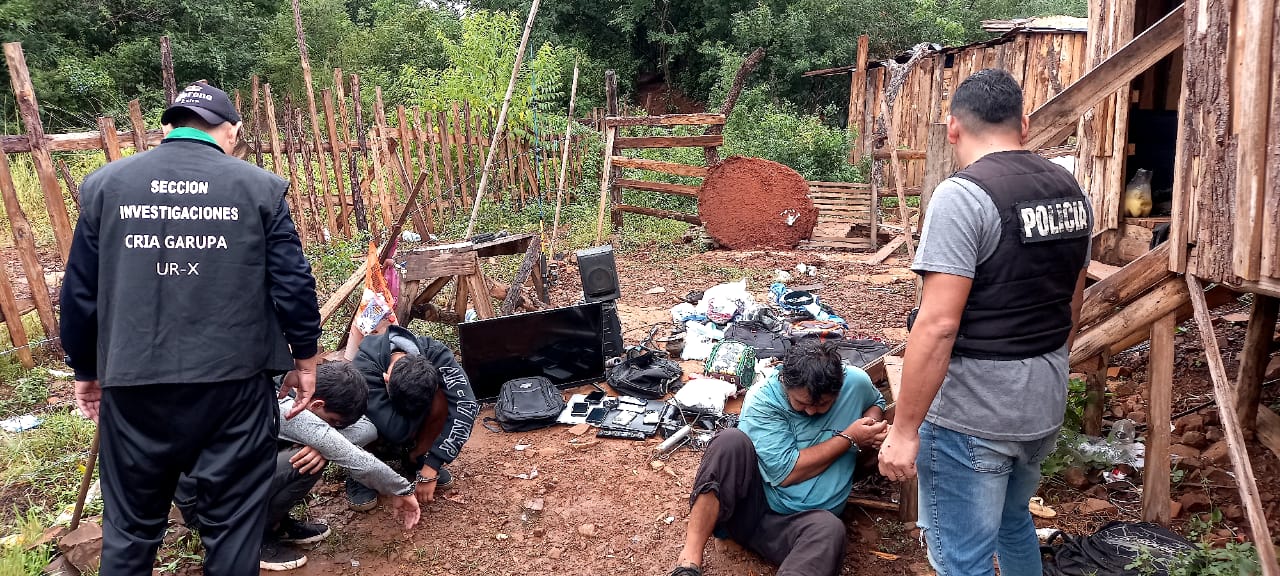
left=160, top=82, right=242, bottom=126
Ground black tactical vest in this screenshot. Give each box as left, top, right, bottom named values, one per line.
left=82, top=138, right=296, bottom=385
left=950, top=150, right=1091, bottom=360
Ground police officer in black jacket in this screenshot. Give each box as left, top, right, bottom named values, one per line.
left=60, top=82, right=322, bottom=576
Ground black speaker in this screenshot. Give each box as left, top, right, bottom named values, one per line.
left=576, top=245, right=621, bottom=303
left=601, top=301, right=624, bottom=357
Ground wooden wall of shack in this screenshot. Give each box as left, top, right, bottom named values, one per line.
left=843, top=30, right=1088, bottom=191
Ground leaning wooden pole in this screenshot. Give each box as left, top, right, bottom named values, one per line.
left=1186, top=275, right=1280, bottom=575
left=548, top=61, right=580, bottom=258
left=463, top=0, right=542, bottom=239
left=290, top=0, right=339, bottom=238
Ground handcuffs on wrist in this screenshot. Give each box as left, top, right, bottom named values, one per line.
left=831, top=430, right=859, bottom=451
left=413, top=472, right=438, bottom=486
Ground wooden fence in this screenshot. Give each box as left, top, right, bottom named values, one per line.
left=0, top=41, right=592, bottom=367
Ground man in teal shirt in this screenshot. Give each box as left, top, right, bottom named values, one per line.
left=668, top=340, right=887, bottom=576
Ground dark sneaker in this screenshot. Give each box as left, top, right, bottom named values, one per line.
left=275, top=517, right=331, bottom=545
left=669, top=565, right=702, bottom=576
left=260, top=541, right=307, bottom=571
left=436, top=467, right=454, bottom=490
left=346, top=477, right=378, bottom=512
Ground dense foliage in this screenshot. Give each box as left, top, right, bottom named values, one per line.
left=2, top=0, right=1085, bottom=132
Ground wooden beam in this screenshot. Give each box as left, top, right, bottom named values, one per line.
left=1141, top=312, right=1175, bottom=525
left=318, top=262, right=367, bottom=328
left=500, top=236, right=541, bottom=315
left=1086, top=260, right=1122, bottom=281
left=1070, top=276, right=1189, bottom=366
left=0, top=145, right=57, bottom=343
left=127, top=100, right=148, bottom=152
left=614, top=135, right=723, bottom=149
left=1230, top=0, right=1276, bottom=281
left=861, top=235, right=908, bottom=265
left=403, top=250, right=479, bottom=281
left=603, top=113, right=725, bottom=127
left=594, top=125, right=617, bottom=243
left=616, top=204, right=701, bottom=224
left=610, top=156, right=709, bottom=178
left=615, top=178, right=699, bottom=198
left=1024, top=5, right=1186, bottom=151
left=97, top=117, right=123, bottom=162
left=1237, top=295, right=1279, bottom=437
left=1103, top=285, right=1236, bottom=358
left=0, top=251, right=33, bottom=368
left=1185, top=275, right=1280, bottom=575
left=849, top=34, right=870, bottom=161
left=1257, top=405, right=1280, bottom=459
left=871, top=149, right=926, bottom=160
left=4, top=42, right=74, bottom=264
left=1080, top=243, right=1172, bottom=328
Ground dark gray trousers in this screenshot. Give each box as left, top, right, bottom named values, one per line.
left=100, top=376, right=277, bottom=576
left=177, top=446, right=323, bottom=538
left=691, top=428, right=848, bottom=576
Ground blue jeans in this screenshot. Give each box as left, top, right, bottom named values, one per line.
left=916, top=420, right=1058, bottom=576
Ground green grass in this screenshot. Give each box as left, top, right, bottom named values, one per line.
left=0, top=509, right=51, bottom=576
left=0, top=152, right=102, bottom=251
left=0, top=410, right=97, bottom=534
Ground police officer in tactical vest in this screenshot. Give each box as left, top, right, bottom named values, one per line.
left=60, top=81, right=323, bottom=575
left=877, top=69, right=1091, bottom=576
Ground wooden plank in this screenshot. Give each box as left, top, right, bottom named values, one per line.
left=1141, top=312, right=1175, bottom=525
left=262, top=84, right=287, bottom=176
left=1266, top=5, right=1280, bottom=279
left=610, top=156, right=709, bottom=178
left=1086, top=260, right=1122, bottom=281
left=404, top=251, right=479, bottom=280
left=500, top=236, right=542, bottom=315
left=799, top=238, right=875, bottom=250
left=1230, top=0, right=1276, bottom=281
left=436, top=110, right=457, bottom=209
left=295, top=107, right=327, bottom=241
left=613, top=135, right=723, bottom=149
left=603, top=113, right=725, bottom=127
left=322, top=89, right=350, bottom=236
left=127, top=100, right=148, bottom=152
left=451, top=103, right=470, bottom=201
left=4, top=42, right=74, bottom=263
left=417, top=108, right=444, bottom=219
left=861, top=235, right=907, bottom=265
left=615, top=178, right=699, bottom=197
left=0, top=254, right=33, bottom=367
left=849, top=35, right=870, bottom=160
left=280, top=96, right=311, bottom=245
left=0, top=146, right=58, bottom=342
left=920, top=123, right=951, bottom=220
left=97, top=117, right=123, bottom=162
left=1186, top=275, right=1280, bottom=576
left=56, top=161, right=79, bottom=210
left=1070, top=276, right=1189, bottom=366
left=159, top=36, right=176, bottom=104
left=616, top=203, right=700, bottom=224
left=467, top=268, right=497, bottom=320
left=335, top=70, right=368, bottom=234
left=1024, top=5, right=1186, bottom=151
left=1257, top=405, right=1280, bottom=459
left=1237, top=295, right=1279, bottom=437
left=249, top=76, right=264, bottom=167
left=1079, top=236, right=1171, bottom=329
left=398, top=105, right=432, bottom=236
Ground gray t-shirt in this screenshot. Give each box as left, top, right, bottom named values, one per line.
left=911, top=176, right=1089, bottom=441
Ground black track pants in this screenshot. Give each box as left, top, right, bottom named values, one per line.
left=98, top=375, right=278, bottom=576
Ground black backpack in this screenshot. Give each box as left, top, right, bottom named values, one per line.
left=724, top=321, right=791, bottom=358
left=835, top=339, right=891, bottom=368
left=1041, top=521, right=1196, bottom=576
left=607, top=347, right=683, bottom=399
left=488, top=376, right=566, bottom=432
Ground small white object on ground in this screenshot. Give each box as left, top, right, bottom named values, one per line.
left=0, top=414, right=41, bottom=433
left=646, top=286, right=666, bottom=294
left=401, top=230, right=422, bottom=242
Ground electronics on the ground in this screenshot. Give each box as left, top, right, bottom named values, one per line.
left=585, top=390, right=605, bottom=403
left=459, top=302, right=606, bottom=401
left=576, top=245, right=621, bottom=302
left=586, top=408, right=608, bottom=425
left=570, top=402, right=589, bottom=417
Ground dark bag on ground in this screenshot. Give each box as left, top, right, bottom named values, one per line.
left=835, top=339, right=891, bottom=368
left=1041, top=521, right=1196, bottom=576
left=607, top=347, right=683, bottom=399
left=488, top=376, right=566, bottom=432
left=724, top=321, right=791, bottom=358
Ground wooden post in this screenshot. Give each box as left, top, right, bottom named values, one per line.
left=1083, top=355, right=1108, bottom=437
left=322, top=89, right=350, bottom=236
left=347, top=73, right=372, bottom=234
left=127, top=100, right=148, bottom=152
left=549, top=62, right=580, bottom=258
left=4, top=42, right=74, bottom=263
left=849, top=35, right=869, bottom=161
left=295, top=108, right=326, bottom=241
left=291, top=0, right=338, bottom=237
left=594, top=126, right=618, bottom=244
left=249, top=77, right=264, bottom=167
left=56, top=161, right=79, bottom=210
left=0, top=255, right=33, bottom=367
left=262, top=85, right=287, bottom=177
left=397, top=105, right=432, bottom=236
left=280, top=99, right=309, bottom=247
left=604, top=70, right=623, bottom=231
left=159, top=36, right=176, bottom=105
left=97, top=117, right=123, bottom=162
left=1237, top=295, right=1279, bottom=437
left=1186, top=275, right=1280, bottom=575
left=1141, top=312, right=1175, bottom=525
left=436, top=110, right=458, bottom=212
left=451, top=103, right=470, bottom=203
left=372, top=89, right=396, bottom=229
left=0, top=146, right=58, bottom=343
left=462, top=0, right=542, bottom=238
left=418, top=109, right=444, bottom=219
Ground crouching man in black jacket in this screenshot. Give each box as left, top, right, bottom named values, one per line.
left=341, top=315, right=479, bottom=510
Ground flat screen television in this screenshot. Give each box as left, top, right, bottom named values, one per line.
left=458, top=302, right=606, bottom=401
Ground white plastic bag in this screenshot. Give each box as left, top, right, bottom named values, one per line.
left=681, top=321, right=724, bottom=361
left=695, top=279, right=754, bottom=324
left=670, top=302, right=698, bottom=324
left=672, top=376, right=738, bottom=414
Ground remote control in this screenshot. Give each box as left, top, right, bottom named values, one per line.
left=596, top=428, right=647, bottom=440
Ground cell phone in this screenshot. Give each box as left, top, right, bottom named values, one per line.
left=586, top=408, right=607, bottom=424
left=570, top=402, right=589, bottom=417
left=613, top=411, right=637, bottom=426
left=585, top=390, right=606, bottom=403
